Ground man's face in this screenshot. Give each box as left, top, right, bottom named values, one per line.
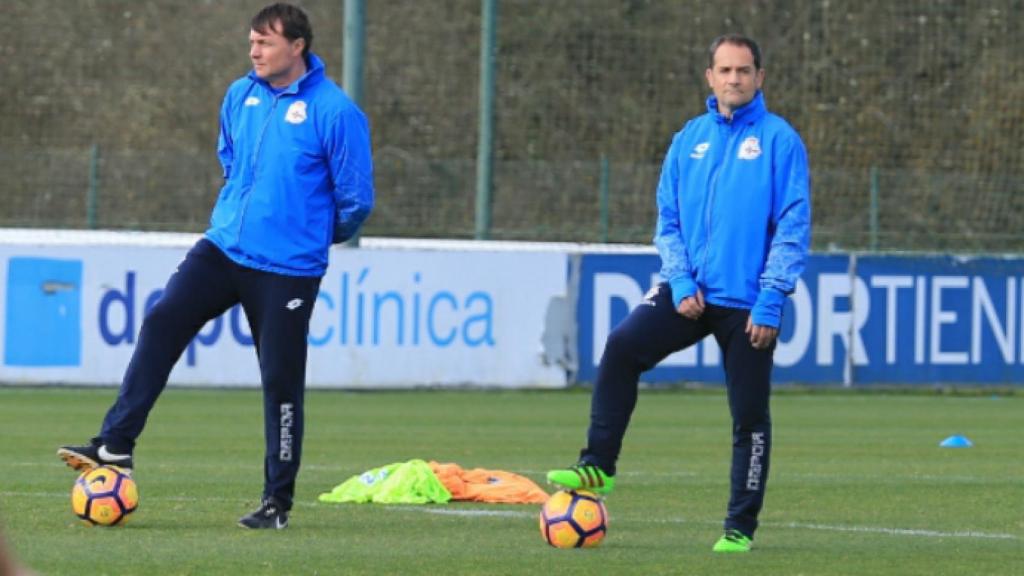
left=705, top=43, right=765, bottom=116
left=249, top=21, right=305, bottom=87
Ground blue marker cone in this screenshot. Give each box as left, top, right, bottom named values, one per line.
left=939, top=435, right=973, bottom=448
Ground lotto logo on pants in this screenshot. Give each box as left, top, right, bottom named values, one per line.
left=280, top=403, right=294, bottom=462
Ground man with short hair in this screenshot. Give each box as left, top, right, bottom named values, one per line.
left=58, top=2, right=374, bottom=530
left=547, top=33, right=810, bottom=552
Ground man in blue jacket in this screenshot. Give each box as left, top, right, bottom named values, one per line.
left=548, top=34, right=810, bottom=552
left=57, top=3, right=374, bottom=530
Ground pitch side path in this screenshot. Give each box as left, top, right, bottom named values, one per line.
left=1, top=387, right=1021, bottom=575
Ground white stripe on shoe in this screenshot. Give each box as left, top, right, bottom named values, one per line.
left=98, top=445, right=132, bottom=462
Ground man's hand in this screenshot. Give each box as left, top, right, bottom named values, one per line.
left=677, top=289, right=705, bottom=319
left=746, top=316, right=778, bottom=350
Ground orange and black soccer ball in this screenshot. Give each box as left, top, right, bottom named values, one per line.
left=71, top=465, right=139, bottom=526
left=539, top=489, right=608, bottom=548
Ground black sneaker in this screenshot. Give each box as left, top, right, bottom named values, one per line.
left=238, top=497, right=289, bottom=530
left=57, top=440, right=134, bottom=474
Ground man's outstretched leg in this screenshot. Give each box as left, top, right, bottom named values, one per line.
left=548, top=283, right=708, bottom=494
left=58, top=240, right=238, bottom=474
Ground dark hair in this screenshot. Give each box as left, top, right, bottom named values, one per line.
left=251, top=3, right=313, bottom=57
left=707, top=34, right=762, bottom=70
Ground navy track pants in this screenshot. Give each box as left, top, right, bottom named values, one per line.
left=97, top=239, right=321, bottom=509
left=582, top=282, right=774, bottom=538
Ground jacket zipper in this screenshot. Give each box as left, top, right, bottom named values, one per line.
left=702, top=124, right=738, bottom=287
left=238, top=94, right=281, bottom=243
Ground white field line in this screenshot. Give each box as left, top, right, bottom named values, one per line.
left=391, top=506, right=1020, bottom=541
left=772, top=521, right=1020, bottom=541
left=2, top=490, right=1018, bottom=541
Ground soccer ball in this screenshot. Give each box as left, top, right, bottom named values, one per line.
left=539, top=490, right=608, bottom=548
left=71, top=466, right=139, bottom=526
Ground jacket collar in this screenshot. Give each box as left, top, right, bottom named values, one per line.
left=706, top=90, right=767, bottom=125
left=248, top=52, right=326, bottom=95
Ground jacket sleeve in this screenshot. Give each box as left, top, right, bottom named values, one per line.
left=325, top=104, right=375, bottom=244
left=216, top=90, right=233, bottom=180
left=653, top=131, right=698, bottom=308
left=751, top=130, right=811, bottom=327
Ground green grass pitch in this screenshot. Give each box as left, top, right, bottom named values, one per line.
left=1, top=386, right=1021, bottom=575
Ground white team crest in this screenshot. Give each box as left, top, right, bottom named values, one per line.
left=737, top=136, right=762, bottom=160
left=244, top=96, right=261, bottom=107
left=690, top=141, right=710, bottom=159
left=285, top=101, right=308, bottom=124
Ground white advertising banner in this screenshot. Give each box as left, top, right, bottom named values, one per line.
left=0, top=238, right=570, bottom=388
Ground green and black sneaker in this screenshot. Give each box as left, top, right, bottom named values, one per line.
left=712, top=529, right=752, bottom=553
left=546, top=462, right=615, bottom=495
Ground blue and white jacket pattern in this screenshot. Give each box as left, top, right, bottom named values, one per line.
left=206, top=52, right=374, bottom=277
left=654, top=91, right=810, bottom=328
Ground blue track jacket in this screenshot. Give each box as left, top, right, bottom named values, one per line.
left=654, top=91, right=810, bottom=328
left=206, top=53, right=374, bottom=277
